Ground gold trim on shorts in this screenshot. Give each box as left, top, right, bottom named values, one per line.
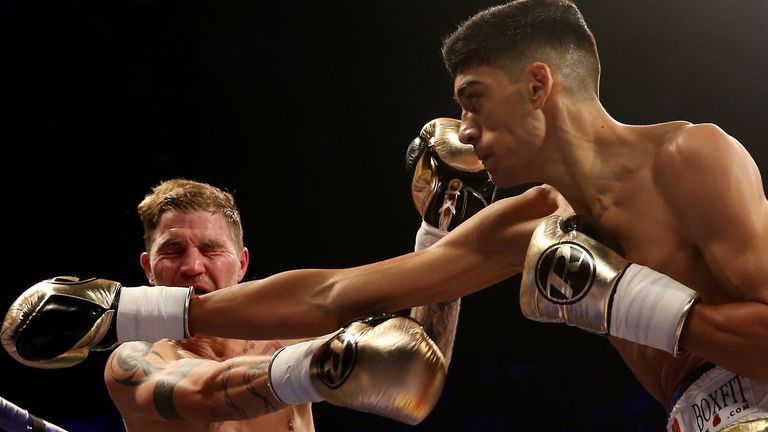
left=721, top=418, right=768, bottom=432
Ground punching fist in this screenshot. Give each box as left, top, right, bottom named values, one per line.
left=519, top=214, right=700, bottom=355
left=2, top=276, right=191, bottom=368
left=269, top=314, right=446, bottom=425
left=406, top=117, right=497, bottom=233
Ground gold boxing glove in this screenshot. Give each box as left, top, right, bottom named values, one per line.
left=520, top=214, right=700, bottom=355
left=268, top=314, right=446, bottom=425
left=405, top=117, right=497, bottom=232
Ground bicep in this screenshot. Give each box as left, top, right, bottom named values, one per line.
left=691, top=199, right=768, bottom=302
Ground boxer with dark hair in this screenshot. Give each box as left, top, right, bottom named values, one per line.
left=442, top=1, right=768, bottom=430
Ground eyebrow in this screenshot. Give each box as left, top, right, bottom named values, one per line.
left=454, top=80, right=481, bottom=103
left=198, top=239, right=227, bottom=249
left=156, top=238, right=182, bottom=249
left=155, top=238, right=227, bottom=251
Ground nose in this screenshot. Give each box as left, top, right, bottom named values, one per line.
left=179, top=249, right=205, bottom=277
left=458, top=116, right=479, bottom=147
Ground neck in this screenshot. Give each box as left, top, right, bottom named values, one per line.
left=536, top=97, right=642, bottom=217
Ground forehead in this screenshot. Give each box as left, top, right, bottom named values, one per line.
left=454, top=65, right=514, bottom=95
left=154, top=210, right=233, bottom=242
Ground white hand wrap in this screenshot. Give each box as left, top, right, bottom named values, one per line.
left=414, top=220, right=448, bottom=251
left=116, top=286, right=192, bottom=343
left=268, top=337, right=329, bottom=405
left=611, top=264, right=699, bottom=355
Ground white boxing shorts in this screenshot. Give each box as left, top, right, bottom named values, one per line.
left=667, top=363, right=768, bottom=432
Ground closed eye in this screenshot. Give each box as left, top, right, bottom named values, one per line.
left=455, top=92, right=482, bottom=114
left=455, top=80, right=483, bottom=113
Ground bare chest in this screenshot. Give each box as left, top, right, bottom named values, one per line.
left=209, top=408, right=313, bottom=432
left=125, top=406, right=314, bottom=432
left=601, top=196, right=722, bottom=301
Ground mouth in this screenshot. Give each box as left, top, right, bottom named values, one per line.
left=473, top=148, right=489, bottom=161
left=192, top=286, right=211, bottom=296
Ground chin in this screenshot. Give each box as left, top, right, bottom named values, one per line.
left=488, top=171, right=512, bottom=188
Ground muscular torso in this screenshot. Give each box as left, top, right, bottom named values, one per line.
left=579, top=122, right=736, bottom=405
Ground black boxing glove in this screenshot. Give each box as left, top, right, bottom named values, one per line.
left=2, top=276, right=191, bottom=368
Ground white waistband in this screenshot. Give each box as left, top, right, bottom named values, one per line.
left=668, top=366, right=768, bottom=432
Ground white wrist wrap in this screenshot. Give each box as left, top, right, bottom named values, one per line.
left=610, top=264, right=699, bottom=355
left=116, top=286, right=192, bottom=343
left=414, top=220, right=449, bottom=251
left=268, top=337, right=328, bottom=405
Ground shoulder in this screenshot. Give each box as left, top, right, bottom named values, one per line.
left=653, top=123, right=766, bottom=239
left=109, top=339, right=182, bottom=359
left=657, top=123, right=746, bottom=169
left=652, top=122, right=756, bottom=192
left=105, top=340, right=182, bottom=379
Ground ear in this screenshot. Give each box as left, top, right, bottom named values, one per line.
left=527, top=62, right=553, bottom=109
left=237, top=247, right=250, bottom=283
left=140, top=252, right=154, bottom=284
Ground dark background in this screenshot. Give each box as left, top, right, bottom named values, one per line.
left=2, top=1, right=767, bottom=431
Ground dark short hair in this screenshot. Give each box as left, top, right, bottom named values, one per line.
left=442, top=0, right=600, bottom=96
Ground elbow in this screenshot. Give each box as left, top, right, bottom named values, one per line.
left=320, top=282, right=357, bottom=330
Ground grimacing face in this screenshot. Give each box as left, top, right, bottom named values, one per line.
left=140, top=210, right=248, bottom=295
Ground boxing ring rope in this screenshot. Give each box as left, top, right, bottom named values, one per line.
left=0, top=396, right=68, bottom=432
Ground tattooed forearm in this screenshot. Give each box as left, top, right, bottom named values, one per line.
left=411, top=298, right=461, bottom=365
left=154, top=359, right=206, bottom=420
left=220, top=358, right=279, bottom=419
left=221, top=365, right=248, bottom=419
left=243, top=361, right=279, bottom=412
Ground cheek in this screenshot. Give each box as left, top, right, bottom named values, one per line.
left=149, top=259, right=178, bottom=283
left=210, top=259, right=244, bottom=285
left=521, top=109, right=546, bottom=139
left=150, top=267, right=173, bottom=285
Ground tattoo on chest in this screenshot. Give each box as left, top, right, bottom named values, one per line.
left=242, top=340, right=283, bottom=355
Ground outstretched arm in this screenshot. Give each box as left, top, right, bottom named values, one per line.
left=190, top=184, right=567, bottom=341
